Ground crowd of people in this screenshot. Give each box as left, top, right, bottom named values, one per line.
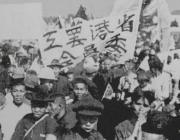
left=0, top=42, right=180, bottom=140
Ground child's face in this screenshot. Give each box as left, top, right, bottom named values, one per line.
left=31, top=105, right=47, bottom=118
left=79, top=115, right=98, bottom=133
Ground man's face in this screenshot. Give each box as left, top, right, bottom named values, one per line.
left=133, top=97, right=150, bottom=116
left=41, top=79, right=54, bottom=91
left=11, top=85, right=26, bottom=105
left=74, top=83, right=88, bottom=100
left=52, top=66, right=60, bottom=78
left=138, top=79, right=149, bottom=88
left=48, top=97, right=65, bottom=120
left=31, top=105, right=47, bottom=119
left=79, top=115, right=98, bottom=133
left=104, top=59, right=112, bottom=70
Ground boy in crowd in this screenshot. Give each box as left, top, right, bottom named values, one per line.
left=58, top=95, right=104, bottom=140
left=11, top=86, right=58, bottom=140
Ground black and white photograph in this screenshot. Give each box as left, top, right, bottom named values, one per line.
left=0, top=0, right=179, bottom=140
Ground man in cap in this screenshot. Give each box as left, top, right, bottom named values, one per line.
left=11, top=85, right=58, bottom=140
left=115, top=92, right=151, bottom=140
left=59, top=95, right=104, bottom=140
left=48, top=94, right=77, bottom=133
left=48, top=59, right=63, bottom=79
left=48, top=59, right=72, bottom=98
left=38, top=67, right=57, bottom=93
left=0, top=67, right=31, bottom=140
left=141, top=111, right=170, bottom=140
left=148, top=55, right=172, bottom=101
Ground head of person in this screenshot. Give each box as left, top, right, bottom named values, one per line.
left=174, top=53, right=180, bottom=60
left=137, top=71, right=151, bottom=88
left=124, top=59, right=136, bottom=71
left=124, top=71, right=138, bottom=92
left=48, top=94, right=66, bottom=120
left=153, top=40, right=160, bottom=53
left=24, top=70, right=39, bottom=91
left=39, top=67, right=56, bottom=91
left=47, top=59, right=62, bottom=78
left=7, top=64, right=16, bottom=77
left=83, top=57, right=99, bottom=73
left=10, top=68, right=26, bottom=106
left=141, top=111, right=170, bottom=140
left=175, top=94, right=180, bottom=116
left=167, top=55, right=172, bottom=65
left=26, top=85, right=53, bottom=119
left=122, top=92, right=132, bottom=107
left=1, top=55, right=11, bottom=68
left=73, top=96, right=104, bottom=133
left=148, top=56, right=163, bottom=76
left=19, top=57, right=30, bottom=72
left=72, top=77, right=89, bottom=101
left=66, top=68, right=74, bottom=82
left=131, top=93, right=150, bottom=116
left=101, top=58, right=112, bottom=71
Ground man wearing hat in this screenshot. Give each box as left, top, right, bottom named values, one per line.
left=47, top=59, right=63, bottom=79
left=141, top=111, right=170, bottom=140
left=0, top=68, right=31, bottom=140
left=38, top=67, right=57, bottom=93
left=59, top=95, right=104, bottom=140
left=48, top=59, right=72, bottom=98
left=11, top=85, right=58, bottom=140
left=115, top=92, right=150, bottom=140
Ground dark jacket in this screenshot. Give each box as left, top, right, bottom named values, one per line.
left=11, top=113, right=58, bottom=140
left=98, top=98, right=132, bottom=140
left=58, top=125, right=104, bottom=140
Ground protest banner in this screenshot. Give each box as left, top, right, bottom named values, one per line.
left=40, top=27, right=68, bottom=65
left=0, top=3, right=42, bottom=39
left=40, top=0, right=143, bottom=68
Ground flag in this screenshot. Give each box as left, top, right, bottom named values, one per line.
left=101, top=83, right=114, bottom=100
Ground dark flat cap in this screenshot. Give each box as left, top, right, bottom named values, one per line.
left=73, top=95, right=104, bottom=116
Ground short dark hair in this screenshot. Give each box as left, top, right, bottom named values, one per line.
left=72, top=77, right=88, bottom=89
left=148, top=56, right=163, bottom=72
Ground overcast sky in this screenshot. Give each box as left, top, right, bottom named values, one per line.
left=0, top=0, right=179, bottom=17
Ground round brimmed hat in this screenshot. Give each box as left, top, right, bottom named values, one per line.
left=25, top=85, right=53, bottom=105
left=73, top=95, right=104, bottom=116
left=47, top=59, right=63, bottom=68
left=142, top=111, right=170, bottom=135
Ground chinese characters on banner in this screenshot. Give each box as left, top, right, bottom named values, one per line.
left=40, top=0, right=142, bottom=68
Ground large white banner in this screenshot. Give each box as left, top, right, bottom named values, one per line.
left=40, top=0, right=142, bottom=67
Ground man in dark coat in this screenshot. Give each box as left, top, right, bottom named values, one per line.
left=58, top=95, right=104, bottom=140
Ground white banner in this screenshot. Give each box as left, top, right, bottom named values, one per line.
left=40, top=0, right=142, bottom=68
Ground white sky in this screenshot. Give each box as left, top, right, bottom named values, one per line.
left=0, top=0, right=178, bottom=17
